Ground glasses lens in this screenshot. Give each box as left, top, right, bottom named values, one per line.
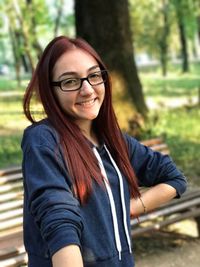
left=88, top=71, right=107, bottom=86
left=61, top=78, right=80, bottom=91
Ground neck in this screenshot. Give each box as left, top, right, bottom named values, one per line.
left=76, top=120, right=99, bottom=147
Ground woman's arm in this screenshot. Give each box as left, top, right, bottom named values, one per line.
left=22, top=125, right=83, bottom=259
left=52, top=245, right=84, bottom=267
left=125, top=135, right=187, bottom=198
left=125, top=135, right=187, bottom=218
left=130, top=183, right=177, bottom=217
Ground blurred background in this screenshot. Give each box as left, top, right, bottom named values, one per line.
left=0, top=0, right=200, bottom=265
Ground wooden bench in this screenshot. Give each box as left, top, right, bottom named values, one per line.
left=0, top=166, right=27, bottom=267
left=0, top=137, right=199, bottom=266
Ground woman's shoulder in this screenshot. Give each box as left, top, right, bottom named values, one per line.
left=123, top=133, right=139, bottom=147
left=22, top=118, right=59, bottom=150
left=123, top=133, right=148, bottom=157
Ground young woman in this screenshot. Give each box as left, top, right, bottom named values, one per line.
left=22, top=36, right=187, bottom=267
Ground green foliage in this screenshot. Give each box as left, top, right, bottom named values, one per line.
left=0, top=134, right=22, bottom=168
left=0, top=0, right=75, bottom=71
left=0, top=77, right=28, bottom=92
left=129, top=0, right=200, bottom=62
left=136, top=62, right=200, bottom=184
left=0, top=81, right=29, bottom=168
left=140, top=107, right=200, bottom=185
left=129, top=0, right=161, bottom=55
left=140, top=62, right=200, bottom=97
left=171, top=0, right=198, bottom=40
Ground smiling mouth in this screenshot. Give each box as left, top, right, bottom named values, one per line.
left=77, top=98, right=96, bottom=107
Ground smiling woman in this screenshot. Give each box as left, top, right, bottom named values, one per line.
left=21, top=36, right=187, bottom=267
left=51, top=49, right=105, bottom=131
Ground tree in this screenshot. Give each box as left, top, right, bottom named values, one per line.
left=158, top=0, right=170, bottom=76
left=12, top=0, right=35, bottom=72
left=3, top=0, right=24, bottom=83
left=129, top=0, right=200, bottom=74
left=193, top=0, right=200, bottom=44
left=172, top=0, right=191, bottom=72
left=75, top=0, right=148, bottom=117
left=54, top=0, right=64, bottom=37
left=8, top=26, right=21, bottom=84
left=25, top=0, right=43, bottom=59
left=129, top=0, right=171, bottom=76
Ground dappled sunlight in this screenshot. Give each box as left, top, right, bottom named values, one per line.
left=113, top=100, right=136, bottom=130
left=0, top=119, right=30, bottom=136
left=0, top=78, right=29, bottom=92
left=139, top=65, right=200, bottom=99
left=146, top=96, right=198, bottom=109
left=167, top=219, right=198, bottom=238
left=111, top=70, right=137, bottom=129
left=140, top=106, right=200, bottom=182
left=141, top=76, right=199, bottom=97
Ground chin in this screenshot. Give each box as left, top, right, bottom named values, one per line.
left=81, top=111, right=100, bottom=120
left=85, top=115, right=98, bottom=120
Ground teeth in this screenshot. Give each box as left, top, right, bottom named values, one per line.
left=79, top=99, right=95, bottom=106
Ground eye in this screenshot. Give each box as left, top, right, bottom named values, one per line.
left=89, top=72, right=102, bottom=80
left=62, top=78, right=79, bottom=86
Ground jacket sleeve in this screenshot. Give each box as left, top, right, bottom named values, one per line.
left=22, top=125, right=83, bottom=257
left=125, top=135, right=187, bottom=197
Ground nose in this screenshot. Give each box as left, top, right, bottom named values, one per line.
left=79, top=80, right=94, bottom=95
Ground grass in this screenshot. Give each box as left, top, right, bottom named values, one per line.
left=139, top=107, right=200, bottom=185
left=134, top=63, right=200, bottom=184
left=0, top=77, right=30, bottom=168
left=0, top=76, right=29, bottom=92
left=0, top=135, right=23, bottom=167
left=0, top=63, right=200, bottom=185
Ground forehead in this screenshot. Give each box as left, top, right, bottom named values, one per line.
left=53, top=48, right=99, bottom=78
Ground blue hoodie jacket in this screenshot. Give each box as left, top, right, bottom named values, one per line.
left=21, top=119, right=187, bottom=267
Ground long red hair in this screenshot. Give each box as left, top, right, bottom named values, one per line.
left=23, top=36, right=140, bottom=204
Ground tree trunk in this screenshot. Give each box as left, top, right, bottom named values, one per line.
left=178, top=20, right=189, bottom=72
left=9, top=26, right=21, bottom=85
left=175, top=4, right=189, bottom=72
left=159, top=0, right=170, bottom=77
left=26, top=0, right=43, bottom=59
left=13, top=0, right=35, bottom=72
left=197, top=16, right=200, bottom=44
left=54, top=0, right=64, bottom=37
left=75, top=0, right=148, bottom=117
left=21, top=54, right=30, bottom=73
left=196, top=0, right=200, bottom=44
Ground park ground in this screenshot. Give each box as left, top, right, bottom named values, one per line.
left=134, top=219, right=200, bottom=267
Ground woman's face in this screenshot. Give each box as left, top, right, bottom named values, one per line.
left=52, top=48, right=105, bottom=129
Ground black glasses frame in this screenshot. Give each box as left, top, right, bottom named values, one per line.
left=51, top=70, right=108, bottom=92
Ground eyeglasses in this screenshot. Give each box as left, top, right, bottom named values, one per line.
left=51, top=70, right=108, bottom=92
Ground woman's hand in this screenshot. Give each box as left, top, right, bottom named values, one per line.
left=130, top=183, right=177, bottom=218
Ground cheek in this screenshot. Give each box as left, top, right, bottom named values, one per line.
left=59, top=97, right=73, bottom=110
left=97, top=85, right=105, bottom=98
left=53, top=91, right=72, bottom=110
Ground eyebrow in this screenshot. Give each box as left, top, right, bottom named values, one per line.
left=58, top=65, right=100, bottom=80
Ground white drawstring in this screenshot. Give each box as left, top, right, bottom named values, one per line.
left=104, top=145, right=132, bottom=254
left=93, top=147, right=122, bottom=260
left=93, top=145, right=132, bottom=260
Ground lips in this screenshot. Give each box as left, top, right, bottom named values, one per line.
left=77, top=98, right=96, bottom=107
